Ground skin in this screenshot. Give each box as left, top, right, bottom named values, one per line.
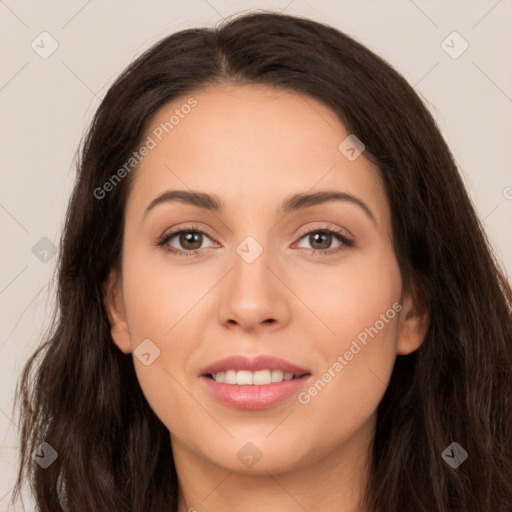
left=105, top=84, right=429, bottom=512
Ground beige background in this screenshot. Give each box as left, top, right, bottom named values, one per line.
left=1, top=0, right=511, bottom=509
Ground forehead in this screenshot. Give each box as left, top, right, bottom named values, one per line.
left=127, top=84, right=388, bottom=226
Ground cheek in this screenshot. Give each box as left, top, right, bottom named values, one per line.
left=120, top=254, right=217, bottom=429
left=294, top=247, right=402, bottom=430
left=121, top=250, right=216, bottom=342
left=295, top=328, right=397, bottom=461
left=296, top=298, right=400, bottom=459
left=298, top=242, right=402, bottom=356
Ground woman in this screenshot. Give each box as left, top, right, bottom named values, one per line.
left=12, top=10, right=512, bottom=512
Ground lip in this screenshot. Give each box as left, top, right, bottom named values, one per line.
left=201, top=374, right=311, bottom=410
left=199, top=355, right=312, bottom=410
left=199, top=355, right=310, bottom=376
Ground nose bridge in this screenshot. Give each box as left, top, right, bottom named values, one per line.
left=231, top=232, right=274, bottom=304
left=218, top=231, right=288, bottom=330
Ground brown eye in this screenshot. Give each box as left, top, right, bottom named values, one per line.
left=177, top=231, right=204, bottom=251
left=158, top=229, right=215, bottom=256
left=297, top=229, right=346, bottom=252
left=293, top=227, right=353, bottom=255
left=308, top=231, right=333, bottom=250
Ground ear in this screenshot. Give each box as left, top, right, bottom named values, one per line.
left=103, top=269, right=132, bottom=354
left=396, top=282, right=429, bottom=355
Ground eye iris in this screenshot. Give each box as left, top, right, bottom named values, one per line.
left=310, top=232, right=331, bottom=250
left=180, top=231, right=202, bottom=250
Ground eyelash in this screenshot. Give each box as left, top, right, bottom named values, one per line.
left=156, top=224, right=354, bottom=257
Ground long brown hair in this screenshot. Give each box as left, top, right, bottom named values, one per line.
left=12, top=11, right=512, bottom=512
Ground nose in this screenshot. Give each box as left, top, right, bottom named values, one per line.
left=217, top=242, right=290, bottom=333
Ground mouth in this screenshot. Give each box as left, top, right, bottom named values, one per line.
left=199, top=355, right=312, bottom=410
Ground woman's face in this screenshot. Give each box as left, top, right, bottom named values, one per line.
left=107, top=84, right=425, bottom=476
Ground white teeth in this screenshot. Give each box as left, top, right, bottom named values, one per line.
left=225, top=370, right=236, bottom=384
left=211, top=369, right=301, bottom=385
left=236, top=370, right=253, bottom=385
left=253, top=370, right=272, bottom=385
left=271, top=369, right=284, bottom=382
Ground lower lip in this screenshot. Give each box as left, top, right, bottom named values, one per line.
left=201, top=374, right=311, bottom=410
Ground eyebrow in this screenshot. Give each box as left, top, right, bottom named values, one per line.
left=143, top=189, right=376, bottom=222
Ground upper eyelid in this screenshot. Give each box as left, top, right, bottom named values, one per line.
left=294, top=222, right=352, bottom=239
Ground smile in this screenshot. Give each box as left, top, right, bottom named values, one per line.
left=209, top=369, right=305, bottom=385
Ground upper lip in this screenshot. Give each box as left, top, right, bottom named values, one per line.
left=200, top=355, right=311, bottom=376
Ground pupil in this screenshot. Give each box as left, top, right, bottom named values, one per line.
left=311, top=232, right=330, bottom=250
left=181, top=232, right=201, bottom=250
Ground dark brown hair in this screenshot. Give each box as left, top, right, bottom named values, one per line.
left=12, top=10, right=512, bottom=512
